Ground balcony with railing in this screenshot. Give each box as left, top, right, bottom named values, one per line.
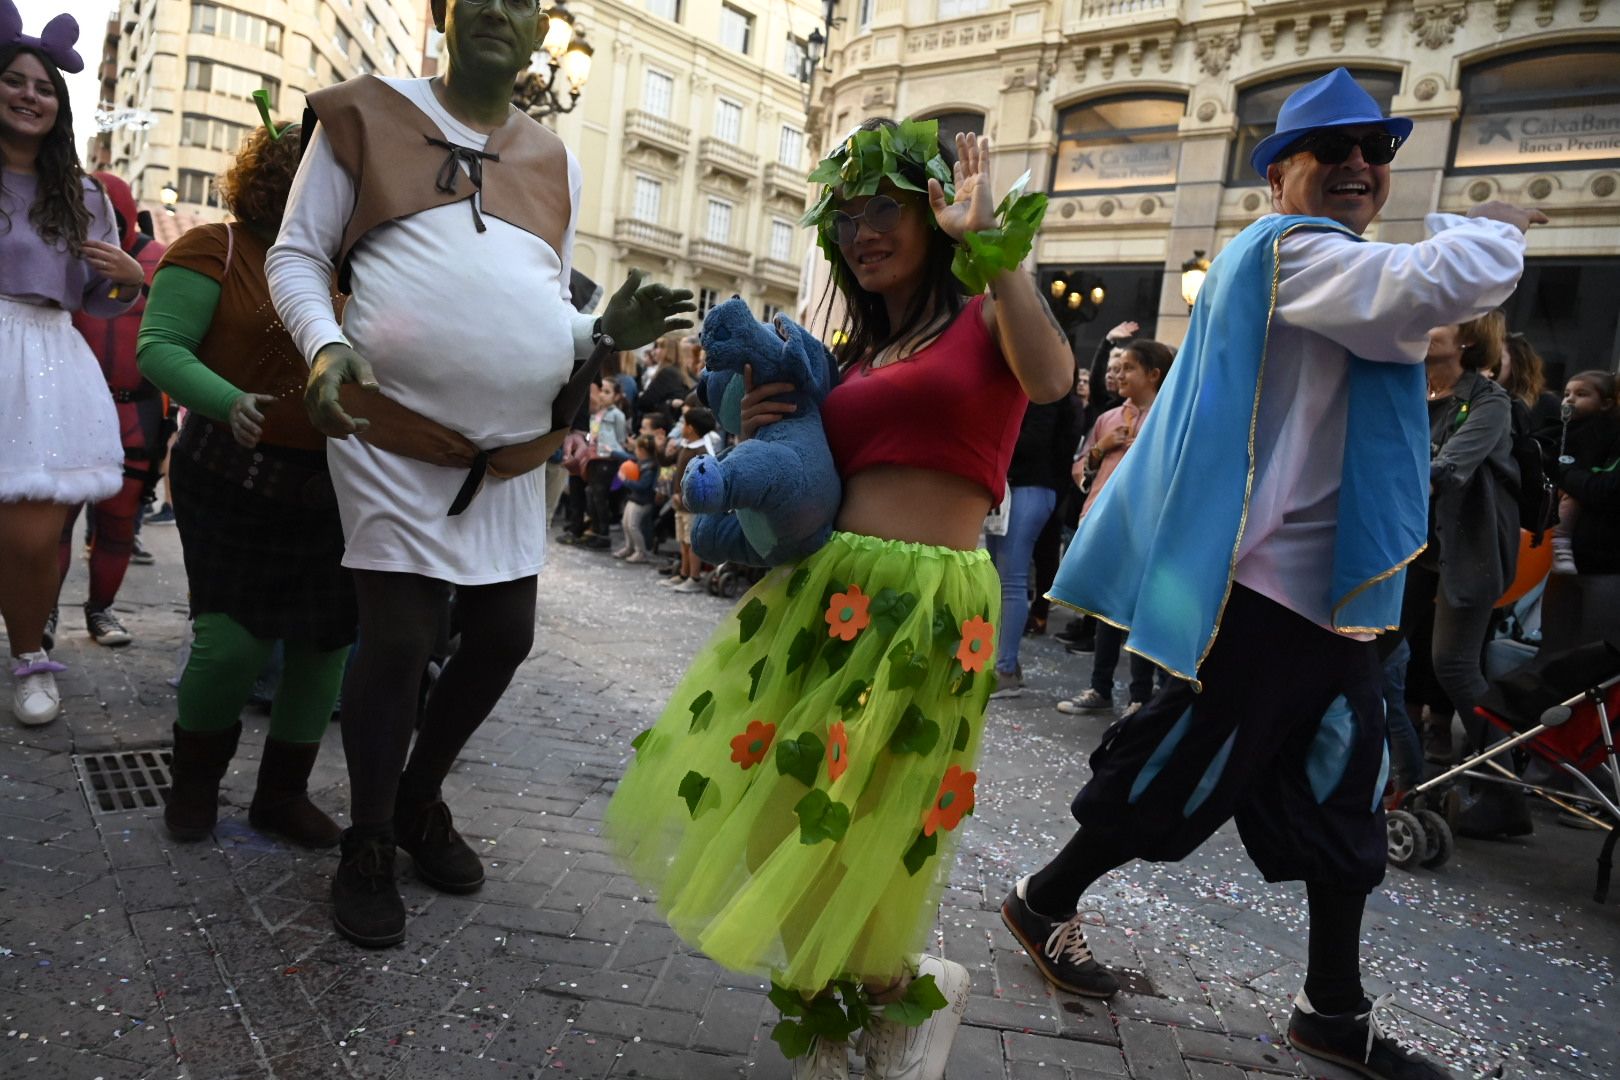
left=1067, top=0, right=1181, bottom=32
left=764, top=161, right=808, bottom=200
left=624, top=110, right=691, bottom=157
left=699, top=138, right=760, bottom=183
left=754, top=256, right=799, bottom=288
left=614, top=217, right=683, bottom=258
left=689, top=238, right=752, bottom=274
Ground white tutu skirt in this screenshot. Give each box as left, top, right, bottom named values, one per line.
left=0, top=296, right=122, bottom=504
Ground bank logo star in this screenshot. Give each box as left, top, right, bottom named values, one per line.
left=1477, top=117, right=1513, bottom=145
left=1072, top=152, right=1095, bottom=171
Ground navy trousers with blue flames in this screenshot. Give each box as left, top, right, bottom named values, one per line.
left=1073, top=585, right=1390, bottom=892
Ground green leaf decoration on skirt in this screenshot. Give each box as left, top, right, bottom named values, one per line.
left=678, top=771, right=718, bottom=818
left=902, top=829, right=938, bottom=875
left=775, top=731, right=827, bottom=788
left=931, top=603, right=960, bottom=644
left=794, top=789, right=851, bottom=844
left=786, top=627, right=815, bottom=674
left=869, top=587, right=919, bottom=635
left=886, top=639, right=929, bottom=690
left=835, top=678, right=872, bottom=714
left=631, top=728, right=654, bottom=752
left=786, top=566, right=812, bottom=598
left=748, top=656, right=768, bottom=701
left=883, top=972, right=949, bottom=1026
left=688, top=690, right=716, bottom=733
left=949, top=668, right=977, bottom=698
left=888, top=705, right=940, bottom=755
left=770, top=1018, right=814, bottom=1059
left=768, top=983, right=807, bottom=1017
left=953, top=716, right=970, bottom=752
left=824, top=636, right=855, bottom=674
left=738, top=598, right=768, bottom=644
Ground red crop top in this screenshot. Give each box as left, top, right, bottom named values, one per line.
left=822, top=294, right=1028, bottom=503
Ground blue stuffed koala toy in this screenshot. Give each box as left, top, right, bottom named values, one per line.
left=681, top=298, right=841, bottom=567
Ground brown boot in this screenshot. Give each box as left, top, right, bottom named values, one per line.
left=164, top=722, right=241, bottom=841
left=249, top=738, right=341, bottom=848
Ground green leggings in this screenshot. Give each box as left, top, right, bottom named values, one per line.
left=177, top=612, right=349, bottom=743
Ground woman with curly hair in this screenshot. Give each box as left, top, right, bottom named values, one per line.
left=1, top=11, right=146, bottom=726
left=136, top=122, right=352, bottom=848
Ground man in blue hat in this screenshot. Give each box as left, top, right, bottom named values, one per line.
left=1000, top=68, right=1544, bottom=1080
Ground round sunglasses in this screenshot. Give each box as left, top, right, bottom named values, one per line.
left=828, top=195, right=906, bottom=245
left=1287, top=130, right=1403, bottom=166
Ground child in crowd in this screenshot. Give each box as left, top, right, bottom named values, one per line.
left=613, top=435, right=660, bottom=563
left=583, top=377, right=629, bottom=545
left=664, top=404, right=721, bottom=594
left=1059, top=339, right=1175, bottom=716
left=1550, top=371, right=1617, bottom=574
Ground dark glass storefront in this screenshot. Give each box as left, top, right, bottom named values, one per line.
left=1501, top=258, right=1620, bottom=383
left=1038, top=264, right=1165, bottom=363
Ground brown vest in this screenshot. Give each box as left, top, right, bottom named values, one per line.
left=303, top=74, right=571, bottom=293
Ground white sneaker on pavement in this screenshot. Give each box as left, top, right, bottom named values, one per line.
left=12, top=652, right=65, bottom=727
left=862, top=955, right=971, bottom=1080
left=673, top=576, right=707, bottom=593
left=791, top=1035, right=851, bottom=1079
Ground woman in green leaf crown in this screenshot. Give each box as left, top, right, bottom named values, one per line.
left=605, top=118, right=1073, bottom=1080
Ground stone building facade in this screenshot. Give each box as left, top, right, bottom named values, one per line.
left=101, top=0, right=428, bottom=222
left=808, top=0, right=1620, bottom=372
left=548, top=0, right=827, bottom=323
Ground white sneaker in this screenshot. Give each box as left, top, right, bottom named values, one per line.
left=11, top=652, right=64, bottom=727
left=673, top=577, right=707, bottom=593
left=657, top=576, right=685, bottom=589
left=791, top=1035, right=851, bottom=1079
left=862, top=956, right=971, bottom=1080
left=625, top=551, right=648, bottom=564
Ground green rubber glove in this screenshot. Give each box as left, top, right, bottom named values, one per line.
left=599, top=269, right=697, bottom=351
left=305, top=341, right=378, bottom=439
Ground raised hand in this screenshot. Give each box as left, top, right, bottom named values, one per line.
left=304, top=341, right=377, bottom=439
left=928, top=133, right=997, bottom=243
left=82, top=239, right=144, bottom=287
left=600, top=269, right=697, bottom=351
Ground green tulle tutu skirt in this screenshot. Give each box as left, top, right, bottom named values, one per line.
left=605, top=531, right=1000, bottom=991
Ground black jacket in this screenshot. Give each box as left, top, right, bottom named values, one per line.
left=1007, top=396, right=1081, bottom=491
left=1554, top=412, right=1620, bottom=575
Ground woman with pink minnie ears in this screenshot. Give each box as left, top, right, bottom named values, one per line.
left=0, top=2, right=144, bottom=725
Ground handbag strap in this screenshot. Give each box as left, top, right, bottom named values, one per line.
left=223, top=222, right=235, bottom=277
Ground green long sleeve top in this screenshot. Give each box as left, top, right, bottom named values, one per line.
left=136, top=265, right=245, bottom=424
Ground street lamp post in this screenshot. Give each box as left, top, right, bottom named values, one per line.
left=512, top=2, right=594, bottom=119
left=159, top=182, right=179, bottom=215
left=1180, top=249, right=1210, bottom=310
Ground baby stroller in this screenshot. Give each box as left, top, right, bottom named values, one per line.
left=708, top=561, right=769, bottom=599
left=1385, top=640, right=1620, bottom=903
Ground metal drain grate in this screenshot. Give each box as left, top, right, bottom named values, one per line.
left=75, top=749, right=172, bottom=815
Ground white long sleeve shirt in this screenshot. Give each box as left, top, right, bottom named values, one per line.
left=1232, top=212, right=1527, bottom=631
left=265, top=77, right=591, bottom=584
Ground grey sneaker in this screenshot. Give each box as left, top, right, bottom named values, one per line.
left=86, top=607, right=132, bottom=647
left=988, top=668, right=1023, bottom=699
left=1056, top=688, right=1111, bottom=714
left=1000, top=876, right=1120, bottom=998
left=1287, top=991, right=1458, bottom=1080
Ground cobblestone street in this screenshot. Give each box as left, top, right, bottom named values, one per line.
left=0, top=526, right=1613, bottom=1079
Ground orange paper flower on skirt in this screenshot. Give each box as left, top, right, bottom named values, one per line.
left=923, top=765, right=976, bottom=836
left=825, top=583, right=871, bottom=641
left=955, top=615, right=994, bottom=673
left=730, top=720, right=776, bottom=770
left=826, top=722, right=849, bottom=783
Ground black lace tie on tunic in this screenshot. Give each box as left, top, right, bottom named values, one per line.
left=425, top=136, right=501, bottom=233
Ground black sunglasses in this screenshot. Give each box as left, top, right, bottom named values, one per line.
left=1288, top=130, right=1403, bottom=166
left=829, top=195, right=905, bottom=245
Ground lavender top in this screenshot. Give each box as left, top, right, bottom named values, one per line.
left=0, top=169, right=133, bottom=318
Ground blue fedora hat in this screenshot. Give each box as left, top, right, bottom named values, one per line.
left=1249, top=68, right=1413, bottom=179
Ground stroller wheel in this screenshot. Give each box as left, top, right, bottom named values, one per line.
left=1386, top=809, right=1429, bottom=870
left=1417, top=809, right=1455, bottom=868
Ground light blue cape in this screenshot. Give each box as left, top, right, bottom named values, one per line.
left=1048, top=214, right=1428, bottom=688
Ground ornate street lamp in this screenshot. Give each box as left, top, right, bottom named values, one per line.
left=159, top=182, right=179, bottom=214
left=1180, top=249, right=1210, bottom=310
left=1045, top=271, right=1105, bottom=330
left=512, top=3, right=594, bottom=119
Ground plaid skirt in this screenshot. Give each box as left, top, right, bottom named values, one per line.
left=170, top=422, right=356, bottom=650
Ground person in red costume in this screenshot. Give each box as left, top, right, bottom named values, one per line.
left=57, top=171, right=168, bottom=648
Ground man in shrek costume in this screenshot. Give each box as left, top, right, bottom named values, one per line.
left=267, top=0, right=693, bottom=947
left=1000, top=69, right=1542, bottom=1080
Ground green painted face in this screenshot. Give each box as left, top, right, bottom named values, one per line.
left=442, top=0, right=546, bottom=81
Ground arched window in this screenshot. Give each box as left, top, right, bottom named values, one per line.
left=1451, top=46, right=1620, bottom=173
left=1050, top=94, right=1184, bottom=195
left=920, top=111, right=985, bottom=145
left=1228, top=69, right=1399, bottom=185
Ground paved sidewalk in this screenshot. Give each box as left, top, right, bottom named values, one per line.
left=0, top=526, right=1613, bottom=1079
